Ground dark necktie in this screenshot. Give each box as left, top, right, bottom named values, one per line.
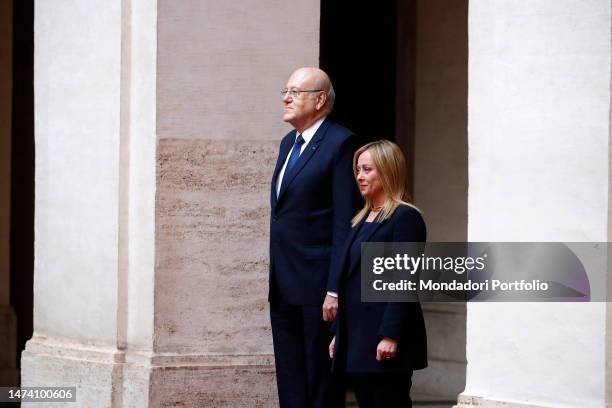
left=285, top=134, right=305, bottom=172
left=277, top=135, right=305, bottom=196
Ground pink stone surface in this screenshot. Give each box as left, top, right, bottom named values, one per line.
left=156, top=139, right=278, bottom=354
left=150, top=365, right=277, bottom=407
left=157, top=0, right=319, bottom=141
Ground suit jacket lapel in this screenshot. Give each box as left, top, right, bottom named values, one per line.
left=277, top=119, right=331, bottom=202
left=347, top=216, right=388, bottom=278
left=271, top=131, right=296, bottom=210
left=361, top=218, right=387, bottom=244
left=337, top=218, right=364, bottom=282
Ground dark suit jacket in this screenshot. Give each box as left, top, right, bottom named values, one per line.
left=332, top=204, right=428, bottom=373
left=269, top=118, right=362, bottom=305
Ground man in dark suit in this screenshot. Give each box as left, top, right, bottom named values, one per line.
left=269, top=67, right=361, bottom=407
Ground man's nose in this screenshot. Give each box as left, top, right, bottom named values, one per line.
left=283, top=93, right=292, bottom=103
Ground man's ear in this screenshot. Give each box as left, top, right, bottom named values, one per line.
left=316, top=92, right=327, bottom=111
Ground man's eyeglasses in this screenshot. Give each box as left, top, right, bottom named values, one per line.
left=281, top=88, right=325, bottom=98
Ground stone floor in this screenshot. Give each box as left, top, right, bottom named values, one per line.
left=346, top=392, right=455, bottom=408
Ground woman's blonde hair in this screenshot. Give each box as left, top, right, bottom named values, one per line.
left=351, top=139, right=418, bottom=226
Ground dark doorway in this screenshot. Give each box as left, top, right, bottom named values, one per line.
left=320, top=0, right=398, bottom=144
left=319, top=1, right=467, bottom=404
left=10, top=0, right=35, bottom=373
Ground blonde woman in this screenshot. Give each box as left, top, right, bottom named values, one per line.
left=329, top=140, right=427, bottom=407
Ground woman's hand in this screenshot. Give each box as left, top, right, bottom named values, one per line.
left=329, top=336, right=336, bottom=359
left=376, top=337, right=398, bottom=362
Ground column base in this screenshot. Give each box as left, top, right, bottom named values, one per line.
left=455, top=394, right=549, bottom=408
left=22, top=336, right=277, bottom=407
left=21, top=336, right=121, bottom=407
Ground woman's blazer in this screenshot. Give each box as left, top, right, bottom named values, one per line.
left=332, top=204, right=427, bottom=373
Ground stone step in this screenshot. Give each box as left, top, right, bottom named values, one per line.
left=345, top=391, right=455, bottom=407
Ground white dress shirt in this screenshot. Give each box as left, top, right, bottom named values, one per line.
left=275, top=117, right=326, bottom=197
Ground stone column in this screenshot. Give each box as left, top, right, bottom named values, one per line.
left=458, top=1, right=611, bottom=406
left=23, top=0, right=320, bottom=406
left=23, top=0, right=121, bottom=402
left=0, top=0, right=18, bottom=387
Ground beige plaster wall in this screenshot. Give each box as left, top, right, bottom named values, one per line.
left=157, top=0, right=318, bottom=141
left=121, top=0, right=158, bottom=353
left=32, top=0, right=122, bottom=345
left=397, top=0, right=469, bottom=400
left=155, top=0, right=319, bottom=356
left=413, top=0, right=468, bottom=243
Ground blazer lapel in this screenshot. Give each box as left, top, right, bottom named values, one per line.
left=347, top=217, right=388, bottom=278
left=361, top=218, right=387, bottom=244
left=338, top=218, right=364, bottom=281
left=277, top=119, right=331, bottom=202
left=271, top=131, right=296, bottom=210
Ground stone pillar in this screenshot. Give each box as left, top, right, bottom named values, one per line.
left=23, top=0, right=320, bottom=406
left=22, top=0, right=156, bottom=406
left=0, top=0, right=18, bottom=387
left=458, top=1, right=611, bottom=407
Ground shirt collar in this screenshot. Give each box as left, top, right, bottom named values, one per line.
left=297, top=116, right=326, bottom=145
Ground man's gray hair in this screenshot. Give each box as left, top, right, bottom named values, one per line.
left=314, top=74, right=336, bottom=114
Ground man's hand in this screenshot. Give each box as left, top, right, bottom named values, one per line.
left=329, top=336, right=336, bottom=359
left=376, top=337, right=398, bottom=362
left=322, top=294, right=338, bottom=322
